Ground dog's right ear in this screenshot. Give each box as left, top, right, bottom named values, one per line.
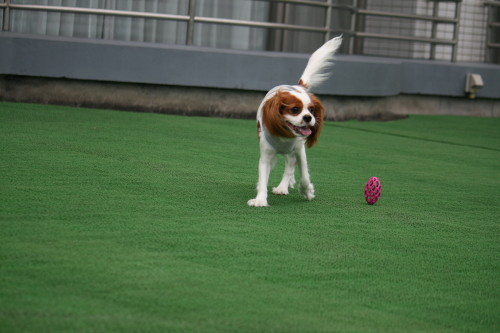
left=306, top=93, right=324, bottom=148
left=261, top=91, right=295, bottom=139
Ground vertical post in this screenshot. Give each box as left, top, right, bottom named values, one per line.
left=186, top=0, right=196, bottom=45
left=485, top=3, right=491, bottom=63
left=451, top=1, right=461, bottom=62
left=349, top=0, right=358, bottom=55
left=324, top=0, right=333, bottom=42
left=353, top=0, right=366, bottom=55
left=281, top=2, right=289, bottom=52
left=430, top=0, right=439, bottom=60
left=2, top=0, right=11, bottom=32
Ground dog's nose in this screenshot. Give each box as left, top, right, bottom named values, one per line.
left=303, top=115, right=312, bottom=123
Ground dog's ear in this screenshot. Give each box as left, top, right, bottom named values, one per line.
left=261, top=91, right=295, bottom=139
left=306, top=94, right=324, bottom=148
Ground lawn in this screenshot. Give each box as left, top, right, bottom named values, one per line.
left=1, top=102, right=499, bottom=332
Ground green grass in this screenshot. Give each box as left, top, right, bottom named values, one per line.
left=1, top=101, right=499, bottom=332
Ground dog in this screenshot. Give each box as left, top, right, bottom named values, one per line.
left=247, top=36, right=342, bottom=207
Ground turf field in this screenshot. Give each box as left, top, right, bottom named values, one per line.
left=1, top=101, right=499, bottom=332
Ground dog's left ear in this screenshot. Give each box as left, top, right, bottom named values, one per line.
left=306, top=94, right=324, bottom=148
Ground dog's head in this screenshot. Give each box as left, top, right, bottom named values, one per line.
left=261, top=86, right=324, bottom=148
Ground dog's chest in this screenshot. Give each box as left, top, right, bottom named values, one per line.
left=262, top=126, right=301, bottom=154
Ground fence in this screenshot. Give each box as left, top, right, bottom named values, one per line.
left=0, top=0, right=497, bottom=63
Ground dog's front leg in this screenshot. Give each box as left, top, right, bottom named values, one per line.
left=248, top=153, right=274, bottom=207
left=272, top=154, right=296, bottom=195
left=297, top=146, right=315, bottom=200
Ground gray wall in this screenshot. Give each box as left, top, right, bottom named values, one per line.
left=1, top=32, right=499, bottom=99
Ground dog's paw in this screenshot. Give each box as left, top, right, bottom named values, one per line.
left=272, top=186, right=289, bottom=195
left=247, top=198, right=269, bottom=207
left=299, top=182, right=315, bottom=201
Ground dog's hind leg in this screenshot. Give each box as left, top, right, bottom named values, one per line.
left=297, top=146, right=315, bottom=200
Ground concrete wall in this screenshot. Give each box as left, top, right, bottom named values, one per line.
left=1, top=32, right=499, bottom=119
left=2, top=75, right=498, bottom=120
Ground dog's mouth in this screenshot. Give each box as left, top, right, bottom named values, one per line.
left=287, top=122, right=312, bottom=137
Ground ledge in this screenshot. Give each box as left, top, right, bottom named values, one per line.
left=1, top=32, right=499, bottom=99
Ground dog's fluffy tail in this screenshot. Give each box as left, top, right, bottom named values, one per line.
left=298, top=36, right=342, bottom=91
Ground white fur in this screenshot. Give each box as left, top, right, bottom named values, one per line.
left=247, top=136, right=315, bottom=207
left=299, top=36, right=342, bottom=90
left=248, top=37, right=342, bottom=207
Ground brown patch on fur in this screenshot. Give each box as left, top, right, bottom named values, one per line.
left=298, top=79, right=308, bottom=89
left=305, top=93, right=324, bottom=148
left=279, top=92, right=305, bottom=117
left=261, top=91, right=296, bottom=139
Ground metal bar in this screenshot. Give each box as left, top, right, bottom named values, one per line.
left=355, top=32, right=456, bottom=46
left=265, top=0, right=357, bottom=15
left=451, top=1, right=461, bottom=62
left=324, top=0, right=333, bottom=42
left=348, top=0, right=358, bottom=54
left=186, top=0, right=196, bottom=45
left=282, top=1, right=289, bottom=51
left=484, top=1, right=500, bottom=7
left=2, top=0, right=10, bottom=32
left=489, top=22, right=500, bottom=28
left=4, top=4, right=190, bottom=22
left=270, top=0, right=328, bottom=8
left=194, top=16, right=329, bottom=34
left=430, top=0, right=439, bottom=60
left=267, top=0, right=330, bottom=9
left=487, top=42, right=500, bottom=48
left=485, top=0, right=492, bottom=62
left=353, top=0, right=366, bottom=55
left=358, top=9, right=457, bottom=24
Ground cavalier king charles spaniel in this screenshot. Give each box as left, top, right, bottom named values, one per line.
left=248, top=36, right=342, bottom=207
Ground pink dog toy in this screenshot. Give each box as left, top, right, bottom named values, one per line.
left=364, top=177, right=382, bottom=205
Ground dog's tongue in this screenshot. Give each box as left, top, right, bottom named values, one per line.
left=287, top=122, right=313, bottom=137
left=298, top=127, right=312, bottom=136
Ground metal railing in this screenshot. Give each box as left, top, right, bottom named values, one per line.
left=0, top=0, right=342, bottom=45
left=355, top=2, right=460, bottom=62
left=1, top=0, right=461, bottom=61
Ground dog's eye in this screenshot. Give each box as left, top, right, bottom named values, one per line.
left=291, top=107, right=300, bottom=114
left=308, top=106, right=315, bottom=113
